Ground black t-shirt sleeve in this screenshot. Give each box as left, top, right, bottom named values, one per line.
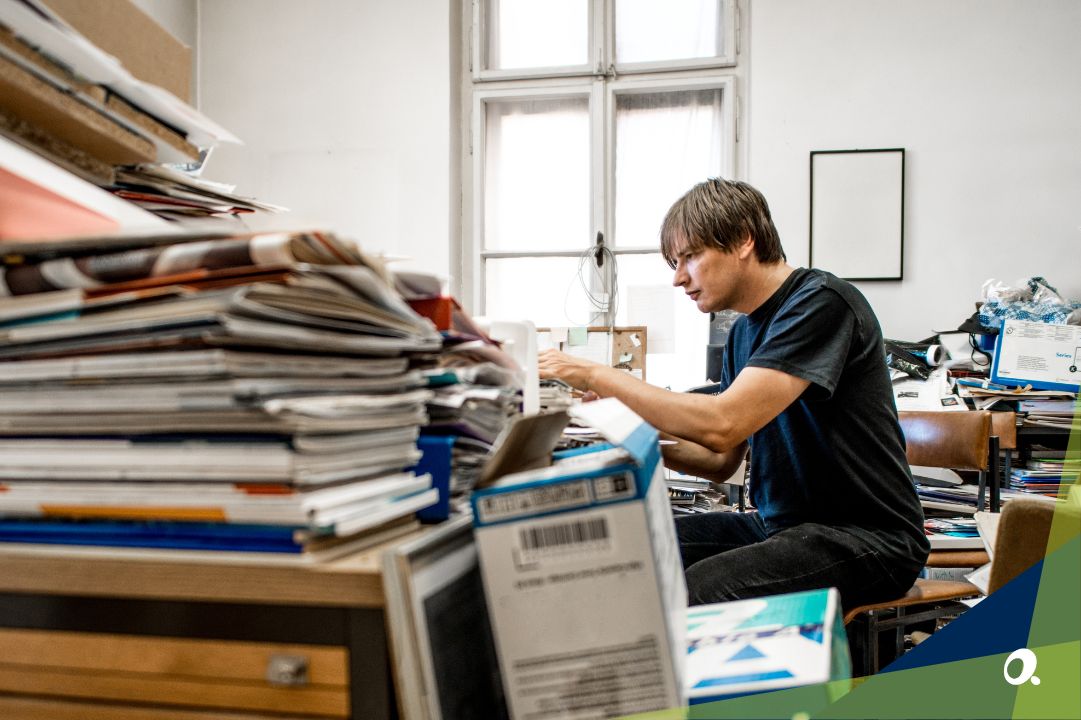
left=744, top=285, right=857, bottom=398
left=717, top=317, right=744, bottom=393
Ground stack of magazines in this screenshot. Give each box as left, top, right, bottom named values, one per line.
left=0, top=230, right=443, bottom=561
left=1009, top=454, right=1079, bottom=498
left=420, top=331, right=522, bottom=514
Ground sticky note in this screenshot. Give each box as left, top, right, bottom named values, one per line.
left=630, top=333, right=641, bottom=347
left=550, top=327, right=569, bottom=343
left=619, top=353, right=633, bottom=363
left=568, top=327, right=588, bottom=346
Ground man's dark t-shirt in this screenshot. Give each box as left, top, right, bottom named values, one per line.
left=719, top=268, right=929, bottom=561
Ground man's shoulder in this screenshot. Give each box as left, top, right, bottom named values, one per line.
left=791, top=269, right=874, bottom=316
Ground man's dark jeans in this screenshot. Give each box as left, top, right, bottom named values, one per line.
left=675, top=511, right=925, bottom=612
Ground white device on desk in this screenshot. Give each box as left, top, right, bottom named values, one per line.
left=475, top=317, right=539, bottom=415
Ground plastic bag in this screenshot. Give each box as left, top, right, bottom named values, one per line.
left=978, top=276, right=1081, bottom=329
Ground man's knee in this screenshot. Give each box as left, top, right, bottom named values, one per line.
left=684, top=560, right=740, bottom=606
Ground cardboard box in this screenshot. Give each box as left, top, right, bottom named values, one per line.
left=43, top=0, right=192, bottom=102
left=991, top=318, right=1081, bottom=392
left=685, top=588, right=851, bottom=705
left=472, top=399, right=686, bottom=718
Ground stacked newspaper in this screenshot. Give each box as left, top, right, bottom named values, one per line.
left=0, top=230, right=442, bottom=561
left=394, top=274, right=523, bottom=515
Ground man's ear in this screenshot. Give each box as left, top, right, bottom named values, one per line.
left=735, top=233, right=755, bottom=260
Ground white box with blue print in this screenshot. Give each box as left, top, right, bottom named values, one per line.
left=685, top=588, right=851, bottom=706
left=471, top=399, right=687, bottom=719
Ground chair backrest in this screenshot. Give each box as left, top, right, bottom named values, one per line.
left=987, top=497, right=1062, bottom=594
left=990, top=411, right=1018, bottom=452
left=898, top=411, right=992, bottom=471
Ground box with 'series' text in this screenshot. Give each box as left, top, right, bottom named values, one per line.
left=991, top=318, right=1081, bottom=392
left=472, top=399, right=686, bottom=719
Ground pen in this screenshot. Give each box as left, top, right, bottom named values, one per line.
left=954, top=378, right=1031, bottom=392
left=954, top=378, right=1009, bottom=390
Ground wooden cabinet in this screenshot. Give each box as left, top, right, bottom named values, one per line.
left=0, top=628, right=349, bottom=716
left=0, top=534, right=423, bottom=719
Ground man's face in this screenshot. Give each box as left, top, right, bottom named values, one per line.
left=669, top=236, right=746, bottom=314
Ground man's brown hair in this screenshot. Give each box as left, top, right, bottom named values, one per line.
left=660, top=178, right=785, bottom=267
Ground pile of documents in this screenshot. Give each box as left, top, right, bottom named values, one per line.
left=394, top=272, right=524, bottom=512
left=111, top=164, right=288, bottom=223
left=0, top=230, right=443, bottom=561
left=418, top=335, right=522, bottom=513
left=667, top=474, right=716, bottom=515
left=1009, top=453, right=1079, bottom=498
left=539, top=378, right=574, bottom=412
left=1018, top=398, right=1080, bottom=429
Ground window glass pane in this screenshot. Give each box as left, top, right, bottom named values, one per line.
left=485, top=257, right=597, bottom=327
left=614, top=253, right=708, bottom=391
left=484, top=98, right=591, bottom=252
left=614, top=88, right=723, bottom=249
left=614, top=0, right=723, bottom=64
left=484, top=0, right=589, bottom=70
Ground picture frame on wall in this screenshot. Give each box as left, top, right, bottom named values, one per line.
left=809, top=148, right=905, bottom=281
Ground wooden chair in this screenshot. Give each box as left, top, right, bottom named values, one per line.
left=985, top=496, right=1062, bottom=595
left=845, top=411, right=995, bottom=675
left=990, top=411, right=1018, bottom=513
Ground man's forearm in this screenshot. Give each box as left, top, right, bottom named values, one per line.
left=662, top=436, right=747, bottom=484
left=586, top=365, right=743, bottom=452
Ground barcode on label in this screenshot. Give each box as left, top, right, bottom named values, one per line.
left=520, top=516, right=609, bottom=552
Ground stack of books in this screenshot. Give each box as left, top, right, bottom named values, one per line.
left=0, top=230, right=443, bottom=561
left=1009, top=454, right=1079, bottom=499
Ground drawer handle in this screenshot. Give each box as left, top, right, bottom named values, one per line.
left=266, top=654, right=310, bottom=686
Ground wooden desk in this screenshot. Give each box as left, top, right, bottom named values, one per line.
left=0, top=532, right=426, bottom=719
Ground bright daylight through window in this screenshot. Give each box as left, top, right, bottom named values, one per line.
left=468, top=0, right=740, bottom=389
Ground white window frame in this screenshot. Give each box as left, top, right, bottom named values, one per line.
left=471, top=0, right=739, bottom=82
left=469, top=81, right=605, bottom=313
left=604, top=74, right=738, bottom=256
left=604, top=0, right=740, bottom=75
left=460, top=0, right=745, bottom=320
left=471, top=0, right=604, bottom=82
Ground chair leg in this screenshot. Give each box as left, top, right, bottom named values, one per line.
left=895, top=606, right=906, bottom=661
left=989, top=436, right=1001, bottom=512
left=868, top=610, right=880, bottom=675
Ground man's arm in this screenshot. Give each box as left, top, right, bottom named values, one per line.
left=538, top=349, right=810, bottom=453
left=660, top=432, right=747, bottom=484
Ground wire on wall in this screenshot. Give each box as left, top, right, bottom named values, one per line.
left=562, top=232, right=619, bottom=363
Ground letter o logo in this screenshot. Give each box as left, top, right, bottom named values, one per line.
left=1003, top=648, right=1040, bottom=686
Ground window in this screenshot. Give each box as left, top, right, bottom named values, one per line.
left=464, top=0, right=742, bottom=390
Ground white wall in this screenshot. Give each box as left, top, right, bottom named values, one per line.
left=196, top=0, right=453, bottom=277
left=747, top=0, right=1081, bottom=341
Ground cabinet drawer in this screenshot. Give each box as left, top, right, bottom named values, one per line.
left=0, top=628, right=349, bottom=717
left=0, top=694, right=318, bottom=720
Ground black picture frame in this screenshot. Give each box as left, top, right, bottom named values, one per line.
left=809, top=148, right=905, bottom=281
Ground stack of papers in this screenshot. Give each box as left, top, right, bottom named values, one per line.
left=0, top=229, right=442, bottom=561
left=1018, top=398, right=1080, bottom=429
left=667, top=475, right=717, bottom=515
left=417, top=341, right=522, bottom=513
left=111, top=165, right=289, bottom=222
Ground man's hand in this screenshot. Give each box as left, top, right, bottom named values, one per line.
left=538, top=349, right=603, bottom=391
